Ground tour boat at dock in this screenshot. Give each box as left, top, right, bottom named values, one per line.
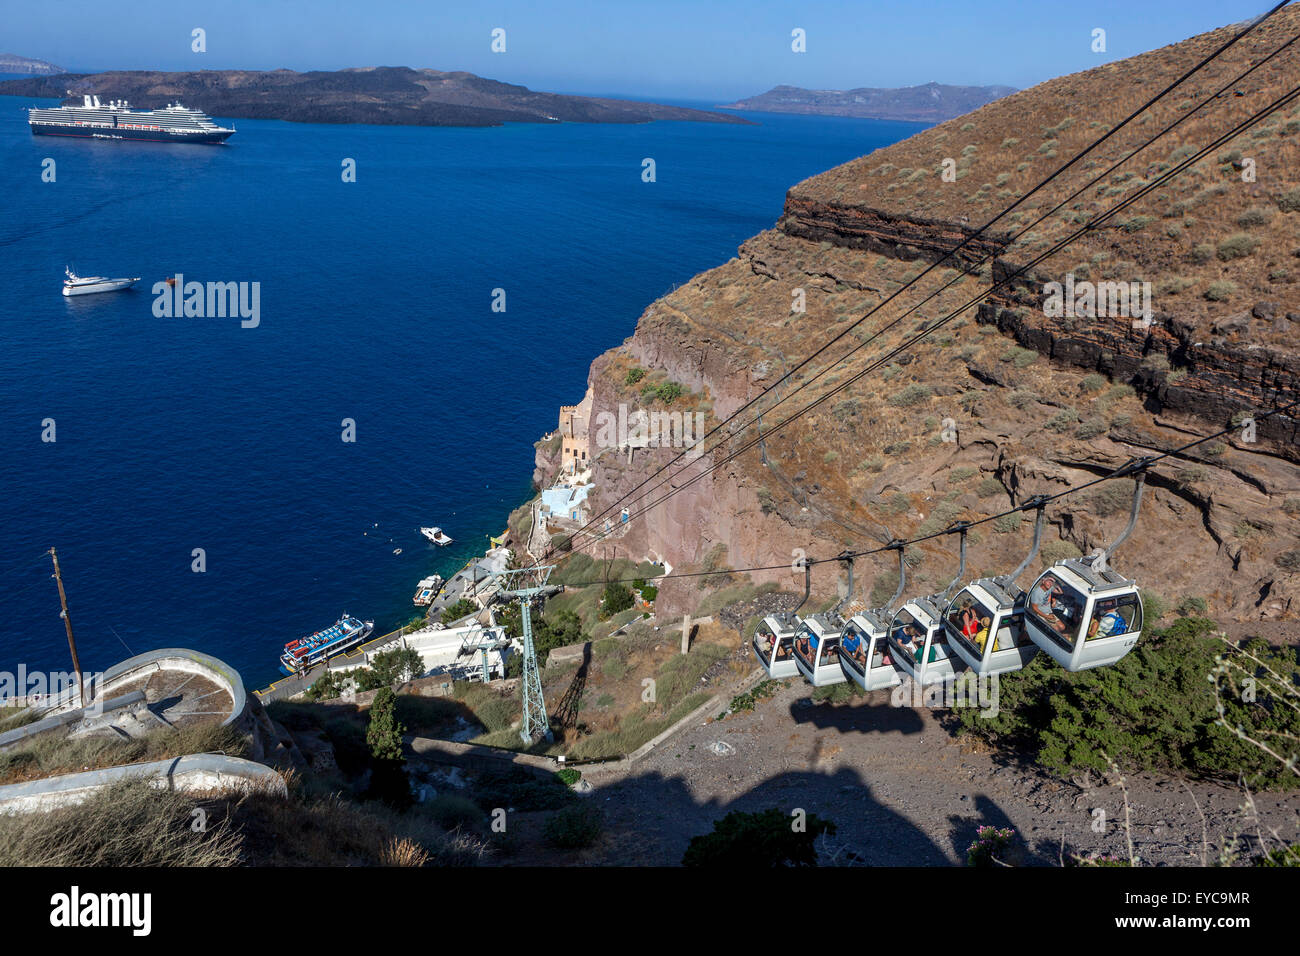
left=279, top=614, right=374, bottom=675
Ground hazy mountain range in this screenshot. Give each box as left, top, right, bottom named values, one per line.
left=0, top=53, right=63, bottom=75
left=0, top=66, right=751, bottom=127
left=721, top=81, right=1016, bottom=123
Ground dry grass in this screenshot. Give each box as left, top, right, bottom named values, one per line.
left=0, top=722, right=248, bottom=786
left=0, top=780, right=243, bottom=867
left=0, top=778, right=492, bottom=867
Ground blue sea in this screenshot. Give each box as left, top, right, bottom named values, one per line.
left=0, top=90, right=923, bottom=689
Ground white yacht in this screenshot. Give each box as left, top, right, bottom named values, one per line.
left=62, top=267, right=140, bottom=297
left=420, top=526, right=454, bottom=546
left=413, top=574, right=445, bottom=606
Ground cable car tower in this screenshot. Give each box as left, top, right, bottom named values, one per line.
left=494, top=564, right=559, bottom=743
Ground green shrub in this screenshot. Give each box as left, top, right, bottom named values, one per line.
left=991, top=513, right=1023, bottom=534
left=425, top=794, right=483, bottom=831
left=1075, top=418, right=1107, bottom=439
left=600, top=581, right=635, bottom=618
left=440, top=598, right=479, bottom=625
left=976, top=477, right=1004, bottom=499
left=1216, top=233, right=1260, bottom=261
left=1254, top=844, right=1300, bottom=867
left=1079, top=374, right=1107, bottom=392
left=625, top=367, right=646, bottom=385
left=1040, top=539, right=1083, bottom=564
left=1236, top=206, right=1274, bottom=228
left=1279, top=187, right=1300, bottom=213
left=1008, top=389, right=1038, bottom=410
left=543, top=803, right=604, bottom=849
left=555, top=767, right=582, bottom=787
left=1141, top=589, right=1167, bottom=622
left=1176, top=595, right=1209, bottom=617
left=967, top=825, right=1016, bottom=867
left=1276, top=549, right=1300, bottom=573
left=682, top=808, right=836, bottom=867
left=1045, top=408, right=1080, bottom=432
left=888, top=383, right=933, bottom=407
left=1205, top=281, right=1237, bottom=302
left=729, top=680, right=780, bottom=713
left=365, top=688, right=405, bottom=762
left=954, top=618, right=1300, bottom=790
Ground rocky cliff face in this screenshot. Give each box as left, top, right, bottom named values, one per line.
left=541, top=12, right=1300, bottom=626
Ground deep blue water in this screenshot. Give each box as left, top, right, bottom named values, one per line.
left=0, top=94, right=923, bottom=689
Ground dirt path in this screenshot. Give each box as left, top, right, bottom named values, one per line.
left=579, top=680, right=1299, bottom=866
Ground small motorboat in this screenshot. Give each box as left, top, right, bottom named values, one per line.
left=420, top=526, right=454, bottom=546
left=62, top=266, right=140, bottom=297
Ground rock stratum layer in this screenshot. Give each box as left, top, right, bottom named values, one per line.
left=542, top=11, right=1300, bottom=627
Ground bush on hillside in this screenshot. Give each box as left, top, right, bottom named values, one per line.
left=953, top=618, right=1300, bottom=790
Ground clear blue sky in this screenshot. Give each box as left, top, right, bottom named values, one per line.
left=3, top=0, right=1277, bottom=100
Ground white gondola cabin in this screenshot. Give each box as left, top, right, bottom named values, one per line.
left=792, top=613, right=847, bottom=686
left=838, top=609, right=902, bottom=691
left=1022, top=559, right=1143, bottom=671
left=942, top=579, right=1039, bottom=675
left=751, top=612, right=801, bottom=680
left=888, top=596, right=968, bottom=686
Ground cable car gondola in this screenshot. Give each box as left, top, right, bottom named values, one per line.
left=839, top=541, right=906, bottom=692
left=889, top=524, right=971, bottom=687
left=943, top=497, right=1046, bottom=676
left=751, top=612, right=801, bottom=679
left=793, top=612, right=848, bottom=686
left=1022, top=464, right=1149, bottom=671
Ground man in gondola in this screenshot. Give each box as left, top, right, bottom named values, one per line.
left=1029, top=575, right=1068, bottom=633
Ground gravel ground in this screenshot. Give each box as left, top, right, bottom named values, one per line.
left=579, top=679, right=1299, bottom=866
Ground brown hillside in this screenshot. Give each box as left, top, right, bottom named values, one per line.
left=545, top=10, right=1300, bottom=629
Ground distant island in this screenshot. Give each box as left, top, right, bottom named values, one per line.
left=720, top=81, right=1016, bottom=123
left=0, top=53, right=64, bottom=75
left=0, top=67, right=751, bottom=127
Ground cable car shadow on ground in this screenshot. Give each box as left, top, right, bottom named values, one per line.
left=786, top=692, right=926, bottom=735
left=597, top=764, right=953, bottom=866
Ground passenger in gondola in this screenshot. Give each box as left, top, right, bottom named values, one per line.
left=959, top=603, right=980, bottom=639
left=842, top=628, right=865, bottom=664
left=973, top=616, right=992, bottom=653
left=1087, top=598, right=1128, bottom=640
left=896, top=624, right=921, bottom=653
left=1029, top=575, right=1068, bottom=633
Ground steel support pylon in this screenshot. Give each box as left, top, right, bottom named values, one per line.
left=518, top=596, right=552, bottom=743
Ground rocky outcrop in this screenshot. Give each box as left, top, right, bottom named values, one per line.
left=976, top=302, right=1300, bottom=454
left=780, top=198, right=1012, bottom=273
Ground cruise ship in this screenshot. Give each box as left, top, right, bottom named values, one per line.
left=28, top=95, right=236, bottom=144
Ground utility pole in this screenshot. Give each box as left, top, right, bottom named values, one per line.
left=48, top=548, right=87, bottom=708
